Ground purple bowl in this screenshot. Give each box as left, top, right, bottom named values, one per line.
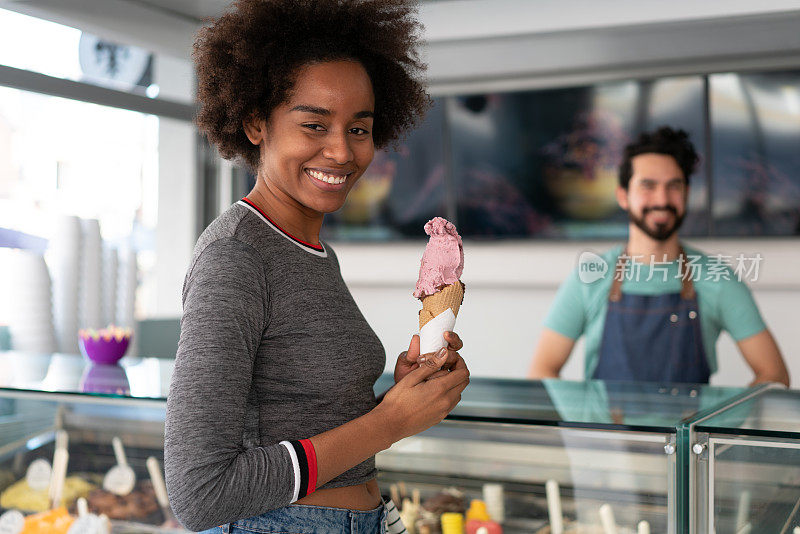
left=79, top=335, right=131, bottom=365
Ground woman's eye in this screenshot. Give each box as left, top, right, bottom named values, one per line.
left=303, top=123, right=325, bottom=132
left=349, top=127, right=369, bottom=135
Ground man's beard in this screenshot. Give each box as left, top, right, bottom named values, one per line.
left=629, top=205, right=685, bottom=241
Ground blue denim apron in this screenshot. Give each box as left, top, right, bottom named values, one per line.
left=593, top=250, right=711, bottom=384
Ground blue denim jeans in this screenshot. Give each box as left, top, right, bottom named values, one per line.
left=199, top=503, right=387, bottom=534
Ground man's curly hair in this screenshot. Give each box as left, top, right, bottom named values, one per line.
left=193, top=0, right=430, bottom=171
left=619, top=126, right=699, bottom=189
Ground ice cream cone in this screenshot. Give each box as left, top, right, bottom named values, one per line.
left=419, top=281, right=465, bottom=329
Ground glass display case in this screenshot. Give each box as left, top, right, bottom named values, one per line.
left=689, top=386, right=800, bottom=534
left=0, top=351, right=175, bottom=533
left=0, top=350, right=785, bottom=534
left=373, top=375, right=749, bottom=534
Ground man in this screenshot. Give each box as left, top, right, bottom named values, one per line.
left=529, top=127, right=789, bottom=386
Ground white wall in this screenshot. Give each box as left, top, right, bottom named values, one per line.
left=151, top=55, right=195, bottom=317
left=333, top=239, right=800, bottom=387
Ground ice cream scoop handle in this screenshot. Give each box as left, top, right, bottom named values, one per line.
left=146, top=456, right=169, bottom=508
left=545, top=479, right=563, bottom=534
left=77, top=497, right=89, bottom=517
left=599, top=504, right=617, bottom=534
left=50, top=449, right=69, bottom=508
left=55, top=430, right=69, bottom=452
left=112, top=437, right=128, bottom=467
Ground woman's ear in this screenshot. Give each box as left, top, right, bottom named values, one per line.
left=243, top=115, right=265, bottom=145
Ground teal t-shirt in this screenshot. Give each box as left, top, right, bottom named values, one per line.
left=543, top=244, right=767, bottom=378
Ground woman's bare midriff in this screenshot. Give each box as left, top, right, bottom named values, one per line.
left=295, top=479, right=382, bottom=510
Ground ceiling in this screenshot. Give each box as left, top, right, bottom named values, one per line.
left=120, top=0, right=229, bottom=22
left=3, top=0, right=800, bottom=93
left=5, top=0, right=800, bottom=58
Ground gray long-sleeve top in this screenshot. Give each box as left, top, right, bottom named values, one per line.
left=164, top=200, right=385, bottom=531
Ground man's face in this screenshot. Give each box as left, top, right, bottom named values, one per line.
left=617, top=153, right=688, bottom=241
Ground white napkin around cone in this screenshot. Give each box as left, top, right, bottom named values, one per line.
left=418, top=308, right=456, bottom=355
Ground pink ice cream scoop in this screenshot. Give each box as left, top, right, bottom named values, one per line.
left=413, top=217, right=464, bottom=299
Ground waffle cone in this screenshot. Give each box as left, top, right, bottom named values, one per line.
left=418, top=281, right=465, bottom=329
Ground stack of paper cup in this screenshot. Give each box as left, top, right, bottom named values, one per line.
left=117, top=246, right=137, bottom=327
left=117, top=246, right=138, bottom=356
left=80, top=218, right=103, bottom=329
left=102, top=245, right=119, bottom=326
left=5, top=250, right=58, bottom=353
left=47, top=214, right=82, bottom=354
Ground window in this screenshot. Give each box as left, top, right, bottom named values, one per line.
left=710, top=71, right=800, bottom=236
left=327, top=70, right=797, bottom=240
left=0, top=8, right=195, bottom=332
left=0, top=86, right=158, bottom=242
left=0, top=8, right=164, bottom=98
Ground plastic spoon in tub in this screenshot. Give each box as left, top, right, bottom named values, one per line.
left=49, top=445, right=69, bottom=509
left=25, top=431, right=66, bottom=494
left=103, top=437, right=135, bottom=496
left=68, top=498, right=111, bottom=534
left=77, top=497, right=88, bottom=517
left=545, top=479, right=563, bottom=534
left=599, top=504, right=618, bottom=534
left=44, top=430, right=70, bottom=507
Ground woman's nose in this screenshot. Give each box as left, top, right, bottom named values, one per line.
left=322, top=133, right=353, bottom=164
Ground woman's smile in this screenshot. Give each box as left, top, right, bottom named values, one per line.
left=305, top=167, right=352, bottom=190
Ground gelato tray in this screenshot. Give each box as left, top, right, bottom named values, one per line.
left=0, top=431, right=186, bottom=533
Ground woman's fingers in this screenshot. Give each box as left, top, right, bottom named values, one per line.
left=443, top=331, right=463, bottom=351
left=421, top=347, right=448, bottom=369
left=426, top=356, right=469, bottom=390
left=400, top=347, right=449, bottom=387
left=385, top=354, right=471, bottom=440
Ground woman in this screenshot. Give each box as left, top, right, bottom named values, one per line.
left=163, top=1, right=470, bottom=533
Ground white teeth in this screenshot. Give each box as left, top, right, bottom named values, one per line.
left=308, top=169, right=346, bottom=185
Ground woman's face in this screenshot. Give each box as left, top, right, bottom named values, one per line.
left=252, top=60, right=376, bottom=215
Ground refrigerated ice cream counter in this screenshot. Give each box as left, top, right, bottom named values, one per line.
left=1, top=350, right=797, bottom=533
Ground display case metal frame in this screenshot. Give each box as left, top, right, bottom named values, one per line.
left=686, top=383, right=794, bottom=534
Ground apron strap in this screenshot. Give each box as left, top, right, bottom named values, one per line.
left=609, top=246, right=696, bottom=302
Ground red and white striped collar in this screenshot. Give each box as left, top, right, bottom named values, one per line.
left=237, top=198, right=327, bottom=258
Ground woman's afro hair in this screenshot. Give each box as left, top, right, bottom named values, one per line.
left=193, top=0, right=430, bottom=171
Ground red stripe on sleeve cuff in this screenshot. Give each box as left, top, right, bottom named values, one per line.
left=299, top=438, right=317, bottom=495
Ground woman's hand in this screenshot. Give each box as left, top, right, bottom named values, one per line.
left=380, top=348, right=470, bottom=442
left=394, top=331, right=464, bottom=384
